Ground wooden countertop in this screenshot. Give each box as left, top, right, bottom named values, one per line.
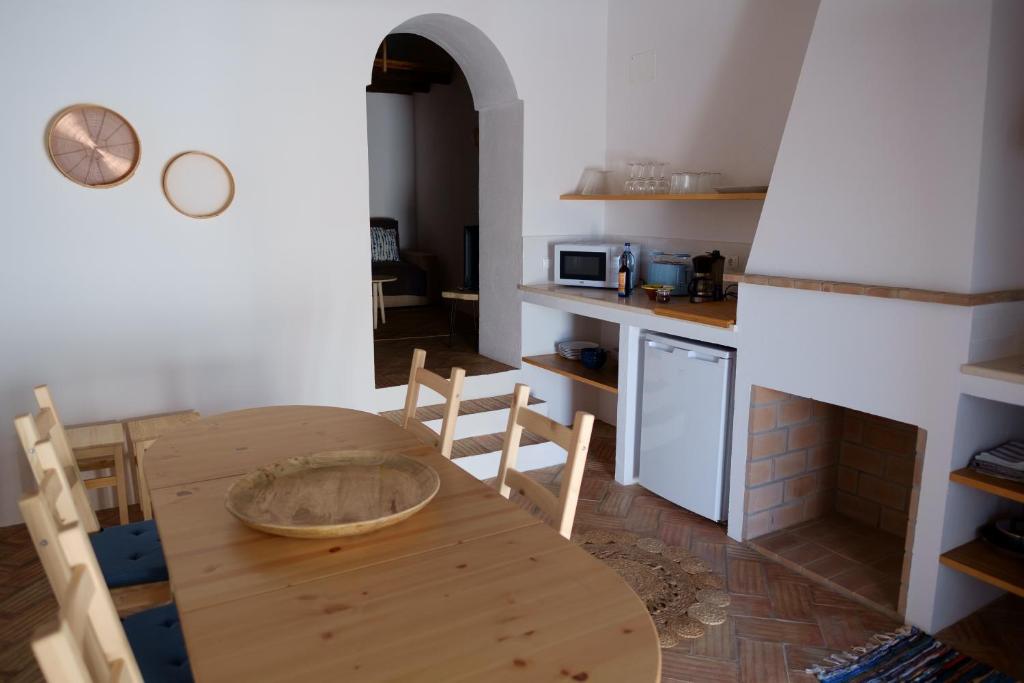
left=519, top=283, right=736, bottom=329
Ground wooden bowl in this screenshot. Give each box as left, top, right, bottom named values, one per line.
left=225, top=450, right=440, bottom=538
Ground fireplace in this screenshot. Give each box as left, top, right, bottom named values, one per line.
left=742, top=385, right=925, bottom=615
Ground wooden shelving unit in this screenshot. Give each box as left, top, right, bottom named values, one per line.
left=939, top=539, right=1024, bottom=598
left=522, top=354, right=618, bottom=394
left=949, top=468, right=1024, bottom=504
left=559, top=192, right=766, bottom=201
left=960, top=353, right=1024, bottom=408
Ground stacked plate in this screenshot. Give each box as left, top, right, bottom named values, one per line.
left=557, top=341, right=599, bottom=360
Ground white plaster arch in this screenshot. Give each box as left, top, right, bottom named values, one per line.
left=370, top=13, right=524, bottom=367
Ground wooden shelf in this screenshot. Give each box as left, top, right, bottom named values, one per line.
left=962, top=354, right=1024, bottom=385
left=522, top=354, right=618, bottom=394
left=950, top=468, right=1024, bottom=503
left=559, top=193, right=766, bottom=201
left=960, top=354, right=1024, bottom=407
left=940, top=538, right=1024, bottom=598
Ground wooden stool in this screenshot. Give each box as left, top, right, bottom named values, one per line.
left=371, top=275, right=397, bottom=330
left=441, top=289, right=479, bottom=349
left=65, top=421, right=129, bottom=525
left=126, top=411, right=201, bottom=519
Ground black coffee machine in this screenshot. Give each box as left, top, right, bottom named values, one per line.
left=689, top=250, right=725, bottom=303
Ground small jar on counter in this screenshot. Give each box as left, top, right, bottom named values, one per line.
left=656, top=287, right=672, bottom=304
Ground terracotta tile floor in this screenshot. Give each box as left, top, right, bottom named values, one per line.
left=748, top=517, right=905, bottom=615
left=1, top=425, right=1021, bottom=681
left=373, top=305, right=513, bottom=388
left=513, top=422, right=1024, bottom=682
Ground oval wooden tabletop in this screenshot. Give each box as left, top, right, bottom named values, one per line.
left=146, top=406, right=661, bottom=682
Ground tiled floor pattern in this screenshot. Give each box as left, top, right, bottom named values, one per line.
left=373, top=305, right=513, bottom=388
left=512, top=422, right=1024, bottom=682
left=2, top=427, right=1021, bottom=681
left=748, top=517, right=905, bottom=615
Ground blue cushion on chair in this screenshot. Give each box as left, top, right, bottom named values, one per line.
left=89, top=520, right=168, bottom=588
left=122, top=602, right=193, bottom=682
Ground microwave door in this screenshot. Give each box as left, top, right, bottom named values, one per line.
left=560, top=251, right=607, bottom=285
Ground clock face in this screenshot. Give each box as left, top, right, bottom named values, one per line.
left=47, top=105, right=140, bottom=188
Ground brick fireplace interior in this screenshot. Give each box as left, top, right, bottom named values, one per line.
left=742, top=386, right=924, bottom=615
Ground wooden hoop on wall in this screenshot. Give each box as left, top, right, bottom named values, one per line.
left=46, top=104, right=141, bottom=189
left=161, top=150, right=235, bottom=219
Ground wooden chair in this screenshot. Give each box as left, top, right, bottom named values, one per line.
left=15, top=388, right=100, bottom=533
left=495, top=383, right=595, bottom=539
left=401, top=348, right=466, bottom=458
left=66, top=419, right=130, bottom=525
left=32, top=564, right=141, bottom=683
left=19, top=455, right=142, bottom=680
left=15, top=419, right=171, bottom=615
left=125, top=410, right=201, bottom=519
left=23, top=446, right=191, bottom=681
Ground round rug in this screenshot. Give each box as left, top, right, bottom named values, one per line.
left=573, top=528, right=730, bottom=648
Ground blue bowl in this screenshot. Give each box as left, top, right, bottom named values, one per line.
left=580, top=347, right=607, bottom=370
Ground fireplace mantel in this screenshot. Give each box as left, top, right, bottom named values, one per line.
left=726, top=274, right=1024, bottom=306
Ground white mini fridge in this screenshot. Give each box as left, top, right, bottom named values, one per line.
left=637, top=332, right=735, bottom=522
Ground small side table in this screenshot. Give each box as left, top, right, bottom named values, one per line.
left=66, top=420, right=129, bottom=524
left=441, top=289, right=480, bottom=349
left=372, top=275, right=397, bottom=330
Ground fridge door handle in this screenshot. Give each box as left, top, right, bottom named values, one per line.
left=686, top=350, right=720, bottom=363
left=645, top=340, right=675, bottom=353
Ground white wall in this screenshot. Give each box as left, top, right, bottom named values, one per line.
left=602, top=0, right=819, bottom=269
left=0, top=0, right=610, bottom=526
left=748, top=0, right=994, bottom=292
left=367, top=92, right=417, bottom=248
left=969, top=0, right=1024, bottom=293
left=415, top=70, right=479, bottom=291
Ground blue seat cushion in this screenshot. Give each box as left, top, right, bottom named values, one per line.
left=89, top=520, right=168, bottom=588
left=122, top=602, right=193, bottom=682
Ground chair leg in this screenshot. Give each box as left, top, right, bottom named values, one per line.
left=372, top=283, right=379, bottom=330
left=448, top=300, right=456, bottom=347
left=379, top=284, right=386, bottom=324
left=113, top=445, right=129, bottom=524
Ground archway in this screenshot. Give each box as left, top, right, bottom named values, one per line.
left=367, top=14, right=523, bottom=374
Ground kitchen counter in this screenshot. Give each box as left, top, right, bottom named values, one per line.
left=519, top=283, right=739, bottom=348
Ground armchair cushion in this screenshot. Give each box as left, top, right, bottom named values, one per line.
left=89, top=519, right=168, bottom=588
left=122, top=601, right=193, bottom=682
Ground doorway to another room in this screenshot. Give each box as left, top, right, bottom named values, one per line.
left=366, top=33, right=513, bottom=388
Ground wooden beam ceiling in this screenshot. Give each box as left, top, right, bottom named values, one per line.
left=368, top=33, right=456, bottom=96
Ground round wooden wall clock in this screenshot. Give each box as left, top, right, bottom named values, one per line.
left=47, top=104, right=140, bottom=188
left=161, top=151, right=235, bottom=219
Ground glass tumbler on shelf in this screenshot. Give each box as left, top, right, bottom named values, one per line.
left=669, top=171, right=700, bottom=194
left=624, top=162, right=639, bottom=194
left=643, top=163, right=659, bottom=194
left=655, top=163, right=669, bottom=194
left=698, top=172, right=722, bottom=193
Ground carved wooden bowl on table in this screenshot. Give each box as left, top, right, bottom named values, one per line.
left=225, top=450, right=440, bottom=538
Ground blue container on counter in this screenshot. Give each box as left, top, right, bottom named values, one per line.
left=646, top=252, right=691, bottom=295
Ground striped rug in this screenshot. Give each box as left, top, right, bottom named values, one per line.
left=810, top=626, right=1016, bottom=682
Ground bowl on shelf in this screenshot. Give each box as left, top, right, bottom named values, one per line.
left=641, top=283, right=672, bottom=300
left=580, top=347, right=608, bottom=370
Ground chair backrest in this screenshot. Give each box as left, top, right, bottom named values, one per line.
left=32, top=564, right=139, bottom=683
left=19, top=440, right=142, bottom=682
left=14, top=385, right=100, bottom=532
left=495, top=383, right=595, bottom=539
left=125, top=410, right=201, bottom=519
left=401, top=348, right=465, bottom=458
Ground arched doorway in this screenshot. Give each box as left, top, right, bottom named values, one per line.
left=367, top=14, right=524, bottom=386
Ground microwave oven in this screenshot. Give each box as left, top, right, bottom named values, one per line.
left=554, top=243, right=637, bottom=289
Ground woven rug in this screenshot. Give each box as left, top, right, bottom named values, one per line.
left=572, top=528, right=730, bottom=648
left=809, top=626, right=1016, bottom=682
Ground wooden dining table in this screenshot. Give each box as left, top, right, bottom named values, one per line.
left=145, top=405, right=661, bottom=682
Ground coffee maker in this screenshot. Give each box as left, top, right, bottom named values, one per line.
left=688, top=250, right=725, bottom=303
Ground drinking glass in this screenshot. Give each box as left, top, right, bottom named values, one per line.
left=669, top=172, right=700, bottom=194
left=643, top=162, right=659, bottom=194
left=624, top=162, right=639, bottom=194
left=698, top=172, right=722, bottom=193
left=656, top=163, right=669, bottom=194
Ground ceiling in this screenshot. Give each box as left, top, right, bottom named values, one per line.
left=367, top=33, right=457, bottom=95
